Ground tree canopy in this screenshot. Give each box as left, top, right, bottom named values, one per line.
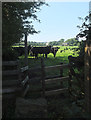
left=65, top=38, right=79, bottom=46
left=2, top=2, right=47, bottom=48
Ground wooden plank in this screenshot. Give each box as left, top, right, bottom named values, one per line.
left=21, top=76, right=29, bottom=86
left=41, top=58, right=46, bottom=97
left=45, top=76, right=69, bottom=84
left=2, top=87, right=21, bottom=94
left=45, top=64, right=69, bottom=70
left=60, top=63, right=63, bottom=87
left=2, top=70, right=19, bottom=75
left=21, top=66, right=28, bottom=73
left=2, top=61, right=19, bottom=66
left=45, top=88, right=68, bottom=96
left=22, top=84, right=30, bottom=97
left=2, top=79, right=20, bottom=86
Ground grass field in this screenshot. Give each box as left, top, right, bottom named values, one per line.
left=19, top=46, right=79, bottom=78
left=20, top=46, right=79, bottom=67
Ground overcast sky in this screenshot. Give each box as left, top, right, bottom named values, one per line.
left=27, top=1, right=89, bottom=42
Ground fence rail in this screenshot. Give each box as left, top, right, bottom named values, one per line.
left=40, top=58, right=71, bottom=97
left=45, top=76, right=69, bottom=84
left=21, top=66, right=28, bottom=73
left=2, top=60, right=29, bottom=97
left=2, top=61, right=19, bottom=66
left=45, top=64, right=69, bottom=70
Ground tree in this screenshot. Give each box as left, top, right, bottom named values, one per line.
left=76, top=15, right=89, bottom=56
left=2, top=1, right=48, bottom=60
left=65, top=38, right=79, bottom=46
left=76, top=16, right=89, bottom=39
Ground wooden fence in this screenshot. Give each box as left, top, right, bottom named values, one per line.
left=40, top=58, right=72, bottom=97
left=2, top=60, right=29, bottom=98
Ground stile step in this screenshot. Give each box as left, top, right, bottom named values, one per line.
left=45, top=88, right=68, bottom=96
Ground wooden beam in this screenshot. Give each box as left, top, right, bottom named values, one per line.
left=2, top=79, right=20, bottom=86
left=21, top=66, right=28, bottom=73
left=45, top=64, right=69, bottom=70
left=45, top=88, right=68, bottom=96
left=41, top=58, right=46, bottom=97
left=21, top=76, right=29, bottom=86
left=45, top=76, right=69, bottom=84
left=2, top=61, right=19, bottom=66
left=3, top=70, right=19, bottom=75
left=22, top=84, right=30, bottom=97
left=2, top=87, right=22, bottom=94
left=24, top=33, right=28, bottom=65
left=84, top=3, right=91, bottom=114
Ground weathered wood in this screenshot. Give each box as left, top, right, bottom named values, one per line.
left=2, top=87, right=22, bottom=94
left=45, top=64, right=69, bottom=70
left=3, top=70, right=19, bottom=75
left=41, top=58, right=45, bottom=97
left=21, top=76, right=29, bottom=86
left=2, top=80, right=20, bottom=86
left=45, top=88, right=68, bottom=96
left=21, top=66, right=28, bottom=73
left=84, top=19, right=91, bottom=114
left=68, top=67, right=72, bottom=96
left=22, top=84, right=30, bottom=97
left=45, top=76, right=69, bottom=84
left=2, top=61, right=19, bottom=66
left=25, top=33, right=28, bottom=65
left=60, top=62, right=63, bottom=87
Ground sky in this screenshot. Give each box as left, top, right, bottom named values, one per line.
left=27, top=1, right=89, bottom=42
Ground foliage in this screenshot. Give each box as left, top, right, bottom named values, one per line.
left=2, top=2, right=47, bottom=60
left=14, top=38, right=80, bottom=47
left=48, top=39, right=64, bottom=46
left=76, top=15, right=90, bottom=57
left=65, top=38, right=79, bottom=46
left=29, top=41, right=46, bottom=46
left=76, top=16, right=89, bottom=39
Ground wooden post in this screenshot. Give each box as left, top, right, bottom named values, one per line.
left=84, top=2, right=91, bottom=114
left=25, top=33, right=28, bottom=66
left=60, top=62, right=63, bottom=88
left=0, top=2, right=2, bottom=120
left=41, top=58, right=45, bottom=97
left=68, top=64, right=72, bottom=96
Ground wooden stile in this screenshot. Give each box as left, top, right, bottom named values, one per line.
left=2, top=60, right=21, bottom=91
left=60, top=62, right=63, bottom=87
left=45, top=76, right=69, bottom=84
left=45, top=64, right=69, bottom=70
left=2, top=60, right=30, bottom=97
left=21, top=76, right=29, bottom=86
left=3, top=70, right=19, bottom=76
left=45, top=88, right=68, bottom=96
left=40, top=58, right=71, bottom=97
left=41, top=58, right=46, bottom=97
left=21, top=66, right=28, bottom=73
left=2, top=61, right=18, bottom=66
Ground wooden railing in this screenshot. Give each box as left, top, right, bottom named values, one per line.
left=40, top=58, right=72, bottom=97
left=2, top=60, right=30, bottom=98
left=20, top=65, right=30, bottom=97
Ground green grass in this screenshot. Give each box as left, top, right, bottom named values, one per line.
left=19, top=46, right=79, bottom=78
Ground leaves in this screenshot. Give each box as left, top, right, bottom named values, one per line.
left=77, top=15, right=89, bottom=39
left=2, top=2, right=47, bottom=51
